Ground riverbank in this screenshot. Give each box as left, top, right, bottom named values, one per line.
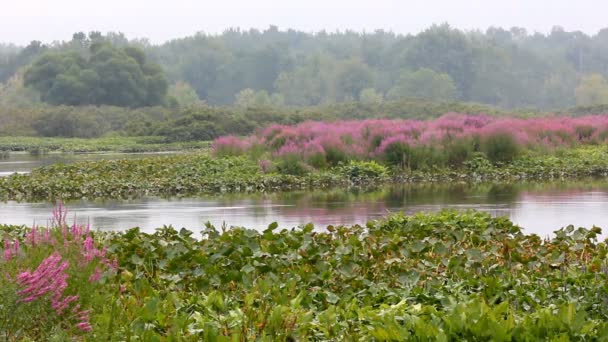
left=0, top=146, right=607, bottom=201
left=0, top=136, right=209, bottom=153
left=1, top=209, right=607, bottom=340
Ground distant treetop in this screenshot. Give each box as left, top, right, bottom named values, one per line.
left=24, top=40, right=167, bottom=107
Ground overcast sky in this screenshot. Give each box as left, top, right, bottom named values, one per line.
left=0, top=0, right=602, bottom=45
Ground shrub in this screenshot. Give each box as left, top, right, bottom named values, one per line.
left=575, top=125, right=595, bottom=140
left=212, top=136, right=251, bottom=157
left=382, top=142, right=434, bottom=170
left=324, top=146, right=348, bottom=166
left=482, top=132, right=520, bottom=164
left=339, top=160, right=388, bottom=181
left=382, top=141, right=411, bottom=169
left=307, top=152, right=328, bottom=169
left=444, top=139, right=475, bottom=167
left=275, top=154, right=310, bottom=176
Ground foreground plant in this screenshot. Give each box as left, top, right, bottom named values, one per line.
left=95, top=209, right=608, bottom=340
left=5, top=207, right=608, bottom=340
left=0, top=203, right=116, bottom=340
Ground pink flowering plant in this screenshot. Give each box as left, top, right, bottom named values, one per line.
left=0, top=202, right=117, bottom=340
left=212, top=113, right=608, bottom=169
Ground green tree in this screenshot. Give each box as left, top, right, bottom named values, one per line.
left=234, top=88, right=283, bottom=108
left=24, top=43, right=167, bottom=107
left=541, top=69, right=577, bottom=109
left=575, top=74, right=608, bottom=106
left=359, top=88, right=384, bottom=104
left=388, top=68, right=457, bottom=101
left=334, top=59, right=373, bottom=101
left=168, top=81, right=205, bottom=107
left=0, top=72, right=41, bottom=108
left=274, top=55, right=337, bottom=106
left=405, top=24, right=474, bottom=99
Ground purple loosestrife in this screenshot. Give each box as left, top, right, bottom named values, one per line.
left=16, top=252, right=93, bottom=332
left=258, top=159, right=272, bottom=173
left=3, top=239, right=10, bottom=261
left=213, top=113, right=608, bottom=161
left=52, top=201, right=68, bottom=226
left=88, top=267, right=102, bottom=283
left=3, top=238, right=19, bottom=261
left=16, top=252, right=69, bottom=304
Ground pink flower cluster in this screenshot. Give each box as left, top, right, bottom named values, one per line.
left=16, top=252, right=91, bottom=331
left=1, top=202, right=119, bottom=334
left=25, top=223, right=54, bottom=247
left=4, top=238, right=19, bottom=261
left=212, top=135, right=260, bottom=156
left=212, top=113, right=608, bottom=161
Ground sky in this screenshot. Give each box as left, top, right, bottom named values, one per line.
left=0, top=0, right=603, bottom=45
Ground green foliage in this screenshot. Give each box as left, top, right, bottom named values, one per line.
left=382, top=142, right=444, bottom=170
left=406, top=24, right=474, bottom=99
left=3, top=145, right=608, bottom=201
left=12, top=27, right=608, bottom=110
left=575, top=74, right=608, bottom=107
left=388, top=68, right=458, bottom=101
left=275, top=154, right=310, bottom=176
left=338, top=160, right=388, bottom=182
left=0, top=136, right=209, bottom=153
left=482, top=132, right=520, bottom=164
left=443, top=138, right=475, bottom=167
left=167, top=81, right=205, bottom=108
left=234, top=88, right=283, bottom=108
left=24, top=43, right=168, bottom=107
left=32, top=106, right=110, bottom=138
left=4, top=209, right=608, bottom=339
left=359, top=87, right=384, bottom=104
left=0, top=220, right=115, bottom=340
left=0, top=97, right=511, bottom=140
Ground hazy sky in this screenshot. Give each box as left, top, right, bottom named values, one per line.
left=0, top=0, right=603, bottom=45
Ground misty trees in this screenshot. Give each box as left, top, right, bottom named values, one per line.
left=12, top=26, right=608, bottom=110
left=0, top=41, right=46, bottom=83
left=168, top=81, right=204, bottom=107
left=24, top=43, right=168, bottom=107
left=405, top=24, right=474, bottom=100
left=334, top=60, right=373, bottom=101
left=274, top=55, right=335, bottom=106
left=388, top=68, right=458, bottom=101
left=359, top=88, right=384, bottom=104
left=575, top=74, right=608, bottom=106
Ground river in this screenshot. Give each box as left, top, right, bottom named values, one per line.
left=1, top=181, right=607, bottom=237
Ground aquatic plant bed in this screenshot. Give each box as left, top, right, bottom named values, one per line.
left=2, top=146, right=608, bottom=201
left=2, top=208, right=608, bottom=340
left=0, top=136, right=209, bottom=153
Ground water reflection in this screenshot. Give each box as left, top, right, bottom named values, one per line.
left=1, top=180, right=608, bottom=237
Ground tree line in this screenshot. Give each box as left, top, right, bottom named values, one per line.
left=4, top=25, right=608, bottom=110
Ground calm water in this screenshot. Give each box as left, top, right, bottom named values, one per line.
left=1, top=181, right=608, bottom=237
left=0, top=152, right=175, bottom=177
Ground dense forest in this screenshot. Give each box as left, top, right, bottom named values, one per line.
left=3, top=25, right=608, bottom=138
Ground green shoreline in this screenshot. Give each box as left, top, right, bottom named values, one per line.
left=1, top=146, right=608, bottom=201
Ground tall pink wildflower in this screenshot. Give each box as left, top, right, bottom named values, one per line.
left=16, top=252, right=93, bottom=332
left=213, top=113, right=608, bottom=162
